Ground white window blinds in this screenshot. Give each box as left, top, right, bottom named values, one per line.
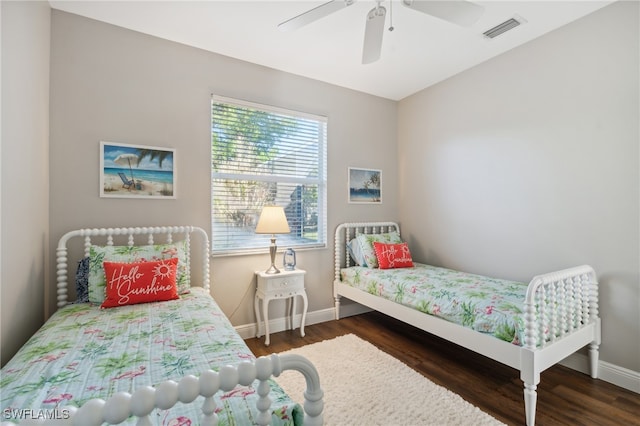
left=211, top=95, right=327, bottom=254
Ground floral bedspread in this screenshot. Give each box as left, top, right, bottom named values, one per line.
left=1, top=288, right=302, bottom=425
left=341, top=263, right=530, bottom=345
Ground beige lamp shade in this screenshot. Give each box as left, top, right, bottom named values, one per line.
left=255, top=206, right=291, bottom=234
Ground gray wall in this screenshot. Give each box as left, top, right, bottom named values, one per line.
left=398, top=1, right=639, bottom=372
left=0, top=1, right=51, bottom=366
left=48, top=11, right=398, bottom=326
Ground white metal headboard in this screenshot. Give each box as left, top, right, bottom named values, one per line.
left=333, top=221, right=400, bottom=281
left=55, top=226, right=210, bottom=308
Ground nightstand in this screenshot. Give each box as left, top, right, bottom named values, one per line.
left=254, top=269, right=308, bottom=346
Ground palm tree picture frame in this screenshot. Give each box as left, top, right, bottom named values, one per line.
left=100, top=141, right=176, bottom=199
left=348, top=167, right=382, bottom=204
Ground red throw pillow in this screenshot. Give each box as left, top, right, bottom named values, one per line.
left=101, top=258, right=179, bottom=308
left=372, top=242, right=414, bottom=269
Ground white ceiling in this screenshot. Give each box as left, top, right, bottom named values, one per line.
left=48, top=1, right=614, bottom=100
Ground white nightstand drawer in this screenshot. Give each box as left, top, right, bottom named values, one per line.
left=258, top=274, right=304, bottom=293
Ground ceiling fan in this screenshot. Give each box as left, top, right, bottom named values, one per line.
left=278, top=0, right=485, bottom=64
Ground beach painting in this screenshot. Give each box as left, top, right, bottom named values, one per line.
left=348, top=167, right=381, bottom=204
left=100, top=141, right=176, bottom=199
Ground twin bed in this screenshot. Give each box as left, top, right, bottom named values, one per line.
left=1, top=226, right=323, bottom=425
left=333, top=221, right=601, bottom=426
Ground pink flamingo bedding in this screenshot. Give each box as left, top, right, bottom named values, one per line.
left=1, top=288, right=301, bottom=425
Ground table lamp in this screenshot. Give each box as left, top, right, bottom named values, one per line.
left=255, top=206, right=291, bottom=274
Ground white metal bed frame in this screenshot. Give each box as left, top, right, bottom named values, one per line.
left=333, top=222, right=601, bottom=426
left=2, top=226, right=324, bottom=426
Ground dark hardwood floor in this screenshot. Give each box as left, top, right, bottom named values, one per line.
left=245, top=312, right=640, bottom=426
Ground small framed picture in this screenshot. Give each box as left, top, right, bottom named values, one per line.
left=100, top=141, right=176, bottom=199
left=348, top=167, right=381, bottom=204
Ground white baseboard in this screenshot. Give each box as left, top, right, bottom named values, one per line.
left=560, top=353, right=640, bottom=393
left=237, top=306, right=639, bottom=394
left=235, top=307, right=335, bottom=341
left=337, top=302, right=372, bottom=318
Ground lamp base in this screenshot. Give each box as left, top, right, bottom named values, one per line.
left=265, top=235, right=281, bottom=274
left=264, top=264, right=281, bottom=274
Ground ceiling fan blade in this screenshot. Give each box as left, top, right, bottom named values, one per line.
left=278, top=0, right=356, bottom=32
left=362, top=5, right=386, bottom=64
left=402, top=0, right=484, bottom=27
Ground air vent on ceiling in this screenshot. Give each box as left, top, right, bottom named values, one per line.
left=483, top=17, right=522, bottom=39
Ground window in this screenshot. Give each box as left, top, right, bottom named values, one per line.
left=211, top=96, right=327, bottom=255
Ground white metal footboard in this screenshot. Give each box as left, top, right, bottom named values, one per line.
left=0, top=354, right=323, bottom=426
left=524, top=265, right=600, bottom=356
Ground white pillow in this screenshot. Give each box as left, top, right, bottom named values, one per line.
left=347, top=238, right=366, bottom=266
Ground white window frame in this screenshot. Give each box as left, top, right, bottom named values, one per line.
left=210, top=95, right=327, bottom=255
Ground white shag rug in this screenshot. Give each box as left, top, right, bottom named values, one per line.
left=275, top=334, right=506, bottom=426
